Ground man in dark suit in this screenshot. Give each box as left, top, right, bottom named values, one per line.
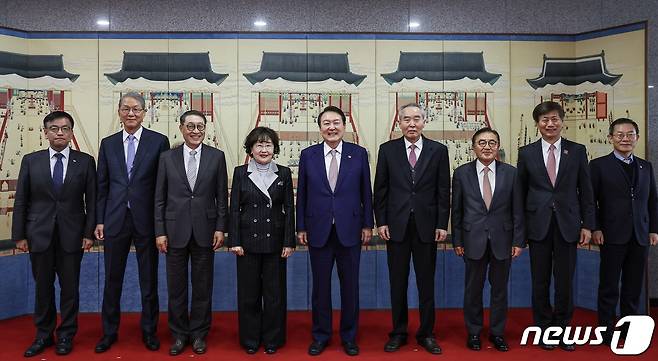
left=374, top=103, right=450, bottom=355
left=296, top=105, right=373, bottom=356
left=590, top=118, right=658, bottom=345
left=154, top=110, right=228, bottom=355
left=451, top=127, right=524, bottom=352
left=517, top=101, right=595, bottom=351
left=13, top=111, right=96, bottom=357
left=95, top=93, right=170, bottom=353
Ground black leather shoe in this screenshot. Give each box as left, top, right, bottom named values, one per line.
left=489, top=335, right=509, bottom=352
left=192, top=338, right=206, bottom=354
left=245, top=345, right=258, bottom=354
left=94, top=334, right=117, bottom=353
left=539, top=341, right=556, bottom=350
left=418, top=337, right=442, bottom=354
left=384, top=335, right=407, bottom=352
left=264, top=345, right=277, bottom=354
left=467, top=334, right=481, bottom=351
left=169, top=338, right=187, bottom=356
left=24, top=337, right=53, bottom=357
left=55, top=337, right=73, bottom=355
left=559, top=342, right=575, bottom=351
left=342, top=341, right=359, bottom=356
left=142, top=334, right=160, bottom=351
left=308, top=340, right=327, bottom=356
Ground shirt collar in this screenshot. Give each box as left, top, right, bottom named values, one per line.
left=49, top=146, right=70, bottom=159
left=184, top=143, right=202, bottom=156
left=541, top=137, right=561, bottom=153
left=324, top=140, right=343, bottom=156
left=613, top=150, right=634, bottom=163
left=404, top=136, right=423, bottom=151
left=476, top=159, right=496, bottom=174
left=123, top=126, right=143, bottom=142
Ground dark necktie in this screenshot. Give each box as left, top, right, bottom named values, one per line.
left=53, top=153, right=64, bottom=193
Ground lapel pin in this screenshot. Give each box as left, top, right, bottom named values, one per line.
left=563, top=149, right=569, bottom=155
left=277, top=180, right=284, bottom=186
left=347, top=155, right=352, bottom=159
left=72, top=159, right=77, bottom=163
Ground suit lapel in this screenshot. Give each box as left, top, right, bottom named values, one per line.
left=173, top=145, right=192, bottom=192
left=413, top=136, right=433, bottom=183
left=113, top=133, right=129, bottom=182
left=467, top=161, right=488, bottom=211
left=531, top=140, right=553, bottom=187
left=60, top=149, right=78, bottom=195
left=490, top=161, right=505, bottom=209
left=315, top=144, right=332, bottom=192
left=394, top=138, right=414, bottom=184
left=195, top=144, right=210, bottom=190
left=130, top=128, right=151, bottom=182
left=334, top=142, right=353, bottom=192
left=39, top=151, right=56, bottom=200
left=554, top=139, right=570, bottom=187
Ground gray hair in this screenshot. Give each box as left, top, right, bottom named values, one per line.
left=398, top=102, right=426, bottom=119
left=118, top=92, right=146, bottom=110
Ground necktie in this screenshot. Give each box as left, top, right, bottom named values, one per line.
left=624, top=156, right=632, bottom=164
left=126, top=134, right=135, bottom=179
left=187, top=150, right=198, bottom=190
left=53, top=153, right=64, bottom=194
left=409, top=144, right=417, bottom=168
left=482, top=166, right=492, bottom=210
left=547, top=144, right=557, bottom=186
left=328, top=149, right=338, bottom=192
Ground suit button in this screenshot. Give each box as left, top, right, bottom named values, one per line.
left=253, top=204, right=258, bottom=208
left=253, top=219, right=258, bottom=223
left=253, top=233, right=257, bottom=238
left=266, top=218, right=270, bottom=222
left=266, top=204, right=270, bottom=208
left=266, top=233, right=270, bottom=237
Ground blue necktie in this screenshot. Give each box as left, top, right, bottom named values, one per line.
left=126, top=134, right=135, bottom=179
left=53, top=153, right=64, bottom=194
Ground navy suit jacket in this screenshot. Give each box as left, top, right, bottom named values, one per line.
left=96, top=127, right=170, bottom=238
left=517, top=138, right=595, bottom=242
left=296, top=141, right=374, bottom=248
left=451, top=160, right=525, bottom=260
left=590, top=152, right=658, bottom=245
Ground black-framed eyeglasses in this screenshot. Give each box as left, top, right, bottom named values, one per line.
left=46, top=125, right=72, bottom=133
left=184, top=123, right=206, bottom=131
left=612, top=132, right=637, bottom=140
left=476, top=140, right=498, bottom=148
left=119, top=107, right=144, bottom=114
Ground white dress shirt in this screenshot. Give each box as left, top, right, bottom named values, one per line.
left=476, top=159, right=496, bottom=199
left=404, top=136, right=423, bottom=160
left=123, top=126, right=143, bottom=162
left=183, top=143, right=202, bottom=181
left=613, top=150, right=634, bottom=164
left=324, top=140, right=343, bottom=179
left=541, top=137, right=562, bottom=176
left=49, top=146, right=70, bottom=179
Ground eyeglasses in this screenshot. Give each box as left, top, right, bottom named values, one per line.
left=612, top=132, right=637, bottom=140
left=254, top=143, right=274, bottom=150
left=184, top=123, right=206, bottom=131
left=476, top=140, right=499, bottom=148
left=46, top=125, right=72, bottom=133
left=119, top=107, right=144, bottom=115
left=539, top=116, right=561, bottom=123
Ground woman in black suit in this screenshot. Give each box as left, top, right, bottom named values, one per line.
left=227, top=127, right=295, bottom=354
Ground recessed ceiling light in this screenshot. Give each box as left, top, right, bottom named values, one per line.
left=409, top=22, right=420, bottom=28
left=254, top=20, right=267, bottom=27
left=96, top=19, right=110, bottom=26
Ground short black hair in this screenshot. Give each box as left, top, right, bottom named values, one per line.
left=532, top=101, right=565, bottom=122
left=471, top=127, right=500, bottom=145
left=244, top=126, right=280, bottom=155
left=317, top=105, right=346, bottom=127
left=609, top=118, right=639, bottom=135
left=43, top=111, right=74, bottom=129
left=179, top=110, right=207, bottom=125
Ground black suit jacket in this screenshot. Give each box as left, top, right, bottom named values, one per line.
left=96, top=128, right=169, bottom=238
left=226, top=163, right=295, bottom=253
left=451, top=160, right=525, bottom=260
left=517, top=138, right=595, bottom=242
left=590, top=152, right=658, bottom=245
left=154, top=144, right=228, bottom=248
left=374, top=136, right=450, bottom=243
left=12, top=149, right=96, bottom=253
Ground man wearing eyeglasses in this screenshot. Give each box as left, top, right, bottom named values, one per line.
left=95, top=93, right=170, bottom=353
left=13, top=111, right=96, bottom=357
left=154, top=110, right=228, bottom=356
left=590, top=118, right=658, bottom=345
left=451, top=127, right=524, bottom=352
left=517, top=101, right=595, bottom=351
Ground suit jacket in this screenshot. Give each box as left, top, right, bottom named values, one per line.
left=154, top=144, right=228, bottom=248
left=296, top=141, right=374, bottom=248
left=96, top=127, right=169, bottom=238
left=226, top=163, right=295, bottom=253
left=451, top=160, right=525, bottom=260
left=517, top=138, right=595, bottom=242
left=374, top=136, right=450, bottom=243
left=12, top=149, right=96, bottom=253
left=590, top=152, right=658, bottom=246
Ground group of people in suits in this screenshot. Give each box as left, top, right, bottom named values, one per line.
left=12, top=96, right=656, bottom=358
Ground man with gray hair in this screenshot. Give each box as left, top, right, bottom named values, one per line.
left=374, top=103, right=450, bottom=354
left=94, top=93, right=170, bottom=353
